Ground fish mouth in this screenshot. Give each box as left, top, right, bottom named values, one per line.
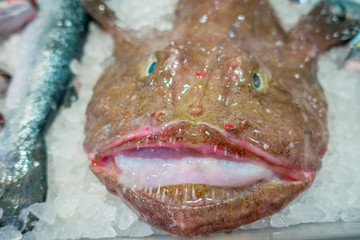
left=88, top=121, right=316, bottom=180
left=88, top=122, right=314, bottom=236
left=89, top=121, right=315, bottom=190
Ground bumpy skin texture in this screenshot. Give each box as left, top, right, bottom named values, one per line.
left=83, top=0, right=359, bottom=236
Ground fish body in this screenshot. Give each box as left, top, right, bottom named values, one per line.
left=83, top=0, right=359, bottom=237
left=0, top=0, right=37, bottom=39
left=0, top=0, right=87, bottom=231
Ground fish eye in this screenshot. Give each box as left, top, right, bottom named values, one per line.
left=148, top=61, right=157, bottom=74
left=141, top=55, right=157, bottom=78
left=252, top=70, right=269, bottom=92
left=252, top=73, right=262, bottom=88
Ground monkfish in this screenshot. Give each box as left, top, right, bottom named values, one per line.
left=82, top=0, right=359, bottom=237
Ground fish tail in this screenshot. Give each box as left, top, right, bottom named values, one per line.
left=0, top=133, right=47, bottom=232
left=287, top=0, right=360, bottom=57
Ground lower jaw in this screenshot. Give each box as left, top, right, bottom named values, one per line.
left=89, top=147, right=312, bottom=236
left=97, top=169, right=310, bottom=237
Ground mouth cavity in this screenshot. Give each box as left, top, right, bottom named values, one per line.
left=115, top=147, right=277, bottom=190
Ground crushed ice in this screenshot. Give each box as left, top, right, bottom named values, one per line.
left=0, top=0, right=359, bottom=238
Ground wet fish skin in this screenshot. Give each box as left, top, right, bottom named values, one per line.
left=0, top=0, right=88, bottom=231
left=83, top=0, right=359, bottom=237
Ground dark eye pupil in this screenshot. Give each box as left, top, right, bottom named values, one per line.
left=252, top=73, right=261, bottom=88
left=148, top=61, right=157, bottom=74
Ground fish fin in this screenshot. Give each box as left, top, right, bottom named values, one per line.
left=80, top=0, right=123, bottom=36
left=287, top=1, right=360, bottom=58
left=0, top=135, right=47, bottom=232
left=80, top=0, right=138, bottom=52
left=63, top=80, right=79, bottom=108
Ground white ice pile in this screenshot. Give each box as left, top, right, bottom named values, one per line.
left=107, top=0, right=177, bottom=35
left=0, top=0, right=359, bottom=239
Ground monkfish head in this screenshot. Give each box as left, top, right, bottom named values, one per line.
left=83, top=0, right=359, bottom=237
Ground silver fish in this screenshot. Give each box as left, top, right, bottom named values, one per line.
left=0, top=0, right=87, bottom=231
left=0, top=0, right=37, bottom=39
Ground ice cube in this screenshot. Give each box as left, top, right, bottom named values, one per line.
left=55, top=220, right=83, bottom=239
left=23, top=221, right=56, bottom=240
left=0, top=225, right=22, bottom=240
left=81, top=222, right=116, bottom=238
left=54, top=186, right=80, bottom=219
left=29, top=202, right=57, bottom=224
left=341, top=208, right=360, bottom=222
left=116, top=202, right=138, bottom=230
left=117, top=221, right=153, bottom=237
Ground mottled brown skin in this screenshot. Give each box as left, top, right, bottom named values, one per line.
left=83, top=0, right=359, bottom=237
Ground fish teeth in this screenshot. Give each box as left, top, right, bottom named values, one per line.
left=184, top=185, right=189, bottom=201
left=192, top=185, right=196, bottom=201
left=233, top=189, right=238, bottom=197
left=175, top=187, right=179, bottom=199
left=148, top=186, right=152, bottom=195
left=226, top=191, right=231, bottom=199
left=156, top=185, right=161, bottom=199
left=224, top=149, right=227, bottom=156
left=161, top=189, right=166, bottom=201
left=214, top=145, right=217, bottom=152
left=144, top=185, right=149, bottom=194
left=147, top=186, right=153, bottom=197
left=222, top=189, right=226, bottom=200
left=204, top=192, right=209, bottom=204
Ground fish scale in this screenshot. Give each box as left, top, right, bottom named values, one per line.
left=0, top=0, right=88, bottom=231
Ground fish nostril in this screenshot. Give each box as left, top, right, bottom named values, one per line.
left=152, top=110, right=166, bottom=117
left=224, top=123, right=235, bottom=132
left=188, top=103, right=203, bottom=117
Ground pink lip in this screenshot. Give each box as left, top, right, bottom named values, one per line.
left=89, top=122, right=316, bottom=182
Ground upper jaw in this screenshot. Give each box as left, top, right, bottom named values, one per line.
left=88, top=121, right=316, bottom=184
